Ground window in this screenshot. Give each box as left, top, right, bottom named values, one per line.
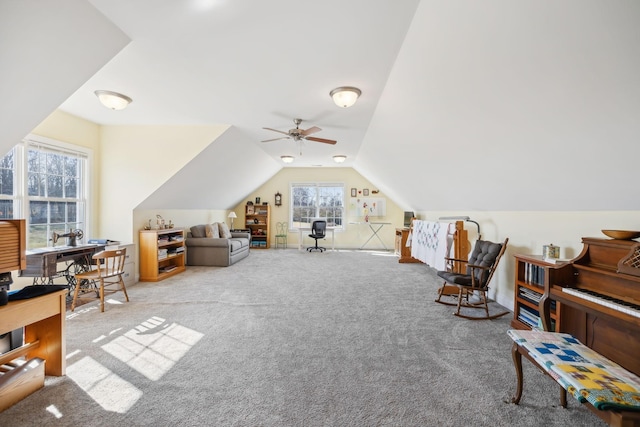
left=0, top=147, right=17, bottom=219
left=0, top=136, right=89, bottom=249
left=290, top=183, right=344, bottom=229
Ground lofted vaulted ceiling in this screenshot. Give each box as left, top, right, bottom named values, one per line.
left=58, top=0, right=421, bottom=170
left=2, top=1, right=640, bottom=212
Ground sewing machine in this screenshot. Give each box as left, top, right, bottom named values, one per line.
left=51, top=229, right=83, bottom=247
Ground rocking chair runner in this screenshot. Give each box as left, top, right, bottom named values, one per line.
left=435, top=238, right=509, bottom=320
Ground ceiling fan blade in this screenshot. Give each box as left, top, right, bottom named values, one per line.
left=305, top=136, right=337, bottom=145
left=261, top=137, right=290, bottom=142
left=300, top=126, right=321, bottom=136
left=262, top=127, right=290, bottom=136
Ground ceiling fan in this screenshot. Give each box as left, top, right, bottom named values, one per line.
left=262, top=118, right=337, bottom=145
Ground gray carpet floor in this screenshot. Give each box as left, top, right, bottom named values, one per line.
left=0, top=249, right=605, bottom=426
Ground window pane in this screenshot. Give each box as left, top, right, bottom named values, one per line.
left=65, top=177, right=78, bottom=198
left=28, top=224, right=49, bottom=248
left=47, top=152, right=64, bottom=175
left=67, top=202, right=77, bottom=222
left=47, top=175, right=63, bottom=197
left=0, top=168, right=13, bottom=196
left=0, top=150, right=14, bottom=196
left=50, top=201, right=66, bottom=223
left=28, top=149, right=46, bottom=173
left=65, top=156, right=78, bottom=177
left=0, top=200, right=13, bottom=219
left=28, top=172, right=44, bottom=196
left=30, top=201, right=48, bottom=224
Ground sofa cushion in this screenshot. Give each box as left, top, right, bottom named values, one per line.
left=232, top=237, right=250, bottom=248
left=205, top=223, right=219, bottom=238
left=229, top=239, right=243, bottom=252
left=190, top=224, right=207, bottom=238
left=218, top=222, right=232, bottom=239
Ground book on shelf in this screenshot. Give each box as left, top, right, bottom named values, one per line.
left=159, top=265, right=177, bottom=273
left=542, top=257, right=571, bottom=264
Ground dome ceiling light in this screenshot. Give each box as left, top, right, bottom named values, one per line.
left=94, top=90, right=132, bottom=110
left=330, top=86, right=361, bottom=108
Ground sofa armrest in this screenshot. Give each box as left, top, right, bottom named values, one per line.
left=185, top=237, right=230, bottom=248
left=231, top=231, right=251, bottom=240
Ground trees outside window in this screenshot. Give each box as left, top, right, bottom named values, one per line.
left=290, top=183, right=344, bottom=229
left=0, top=138, right=89, bottom=248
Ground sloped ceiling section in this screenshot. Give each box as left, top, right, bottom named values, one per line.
left=0, top=0, right=130, bottom=154
left=356, top=0, right=640, bottom=211
left=137, top=126, right=281, bottom=210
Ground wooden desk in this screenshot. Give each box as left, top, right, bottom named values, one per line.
left=0, top=290, right=66, bottom=376
left=19, top=244, right=105, bottom=283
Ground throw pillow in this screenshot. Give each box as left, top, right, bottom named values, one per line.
left=205, top=223, right=219, bottom=238
left=190, top=224, right=206, bottom=238
left=218, top=222, right=232, bottom=239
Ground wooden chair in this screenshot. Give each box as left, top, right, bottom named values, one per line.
left=435, top=238, right=509, bottom=320
left=71, top=248, right=129, bottom=312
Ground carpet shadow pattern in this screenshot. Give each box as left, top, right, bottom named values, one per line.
left=0, top=249, right=605, bottom=426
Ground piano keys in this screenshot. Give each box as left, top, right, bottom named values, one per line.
left=561, top=287, right=640, bottom=320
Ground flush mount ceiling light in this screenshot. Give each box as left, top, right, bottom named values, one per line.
left=330, top=86, right=361, bottom=108
left=281, top=155, right=294, bottom=163
left=94, top=90, right=133, bottom=110
left=333, top=155, right=347, bottom=163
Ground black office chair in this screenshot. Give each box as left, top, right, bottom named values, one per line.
left=307, top=220, right=327, bottom=252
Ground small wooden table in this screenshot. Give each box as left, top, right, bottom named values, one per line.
left=0, top=289, right=67, bottom=376
left=0, top=289, right=66, bottom=411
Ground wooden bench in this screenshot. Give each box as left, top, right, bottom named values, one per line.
left=509, top=329, right=640, bottom=427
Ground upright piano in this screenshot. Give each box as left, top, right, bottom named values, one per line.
left=540, top=237, right=640, bottom=379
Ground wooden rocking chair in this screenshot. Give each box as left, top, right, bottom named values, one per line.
left=435, top=238, right=509, bottom=320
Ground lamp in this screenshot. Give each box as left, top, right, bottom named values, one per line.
left=332, top=155, right=347, bottom=163
left=330, top=86, right=361, bottom=108
left=281, top=155, right=294, bottom=163
left=228, top=211, right=237, bottom=229
left=94, top=90, right=132, bottom=110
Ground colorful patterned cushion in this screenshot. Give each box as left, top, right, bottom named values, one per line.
left=508, top=329, right=640, bottom=411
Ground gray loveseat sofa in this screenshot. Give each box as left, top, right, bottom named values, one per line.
left=186, top=223, right=251, bottom=267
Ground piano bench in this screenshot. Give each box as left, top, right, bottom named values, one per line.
left=508, top=329, right=640, bottom=427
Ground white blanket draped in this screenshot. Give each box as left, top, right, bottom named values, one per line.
left=408, top=220, right=452, bottom=270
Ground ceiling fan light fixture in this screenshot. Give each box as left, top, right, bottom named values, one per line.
left=94, top=90, right=132, bottom=110
left=281, top=155, right=294, bottom=163
left=333, top=155, right=347, bottom=163
left=330, top=86, right=361, bottom=108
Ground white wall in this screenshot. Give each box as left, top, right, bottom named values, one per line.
left=357, top=0, right=640, bottom=212
left=0, top=0, right=129, bottom=154
left=98, top=124, right=229, bottom=243
left=133, top=167, right=405, bottom=250
left=237, top=167, right=404, bottom=250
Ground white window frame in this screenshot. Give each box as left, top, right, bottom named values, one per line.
left=0, top=134, right=92, bottom=249
left=289, top=182, right=344, bottom=230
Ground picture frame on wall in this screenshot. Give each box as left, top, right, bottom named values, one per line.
left=351, top=188, right=357, bottom=197
left=363, top=188, right=369, bottom=196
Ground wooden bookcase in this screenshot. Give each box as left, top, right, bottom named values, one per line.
left=245, top=204, right=270, bottom=249
left=511, top=254, right=569, bottom=331
left=139, top=228, right=186, bottom=281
